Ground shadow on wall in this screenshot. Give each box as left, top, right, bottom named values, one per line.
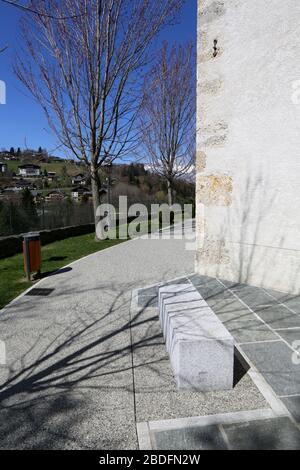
left=198, top=168, right=300, bottom=294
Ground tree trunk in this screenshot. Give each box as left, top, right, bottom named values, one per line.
left=91, top=164, right=101, bottom=240
left=167, top=179, right=173, bottom=206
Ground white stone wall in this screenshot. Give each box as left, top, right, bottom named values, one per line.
left=196, top=0, right=300, bottom=294
left=19, top=168, right=40, bottom=177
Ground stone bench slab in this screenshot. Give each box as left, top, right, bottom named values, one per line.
left=158, top=284, right=234, bottom=392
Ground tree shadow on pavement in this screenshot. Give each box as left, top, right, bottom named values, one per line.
left=0, top=287, right=165, bottom=449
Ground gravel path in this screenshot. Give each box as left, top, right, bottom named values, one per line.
left=0, top=231, right=195, bottom=449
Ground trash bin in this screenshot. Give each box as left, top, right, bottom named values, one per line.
left=23, top=232, right=41, bottom=281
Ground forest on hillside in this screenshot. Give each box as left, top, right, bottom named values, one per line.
left=0, top=162, right=195, bottom=237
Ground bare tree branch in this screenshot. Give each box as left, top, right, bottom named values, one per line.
left=139, top=42, right=196, bottom=205
left=0, top=0, right=86, bottom=19
left=14, top=0, right=184, bottom=236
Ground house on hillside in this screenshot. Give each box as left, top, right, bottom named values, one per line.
left=18, top=164, right=41, bottom=177
left=45, top=190, right=66, bottom=202
left=71, top=186, right=92, bottom=200
left=0, top=190, right=20, bottom=202
left=15, top=179, right=37, bottom=193
left=0, top=162, right=7, bottom=174
left=47, top=171, right=57, bottom=182
left=0, top=180, right=37, bottom=197
left=71, top=173, right=88, bottom=186
left=0, top=152, right=18, bottom=161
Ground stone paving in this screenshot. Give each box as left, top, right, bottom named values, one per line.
left=190, top=275, right=300, bottom=414
left=151, top=416, right=300, bottom=450
left=137, top=273, right=300, bottom=449
left=132, top=278, right=267, bottom=427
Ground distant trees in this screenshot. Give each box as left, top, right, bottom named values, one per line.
left=60, top=165, right=68, bottom=179
left=140, top=42, right=196, bottom=205
left=15, top=0, right=184, bottom=239
left=21, top=188, right=38, bottom=221
left=0, top=189, right=38, bottom=235
left=0, top=201, right=27, bottom=235
left=58, top=165, right=71, bottom=188
left=35, top=147, right=48, bottom=159
left=0, top=146, right=49, bottom=160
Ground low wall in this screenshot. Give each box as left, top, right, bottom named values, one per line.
left=0, top=223, right=95, bottom=259
left=0, top=215, right=140, bottom=259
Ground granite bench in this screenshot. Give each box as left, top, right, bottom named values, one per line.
left=158, top=283, right=234, bottom=392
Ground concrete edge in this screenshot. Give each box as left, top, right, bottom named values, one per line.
left=136, top=422, right=152, bottom=450
left=235, top=344, right=291, bottom=418
left=137, top=408, right=278, bottom=450
left=215, top=278, right=294, bottom=419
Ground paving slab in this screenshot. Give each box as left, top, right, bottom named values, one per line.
left=255, top=305, right=300, bottom=329
left=204, top=298, right=251, bottom=318
left=190, top=287, right=278, bottom=343
left=153, top=424, right=227, bottom=450
left=230, top=285, right=278, bottom=308
left=223, top=318, right=278, bottom=344
left=266, top=289, right=300, bottom=305
left=138, top=295, right=158, bottom=308
left=223, top=417, right=300, bottom=450
left=276, top=328, right=300, bottom=347
left=189, top=275, right=229, bottom=300
left=241, top=341, right=300, bottom=396
left=278, top=297, right=300, bottom=315
left=150, top=416, right=300, bottom=450
left=281, top=396, right=300, bottom=424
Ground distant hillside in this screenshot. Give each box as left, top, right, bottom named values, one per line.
left=3, top=157, right=84, bottom=177
left=0, top=153, right=195, bottom=206
left=105, top=163, right=195, bottom=207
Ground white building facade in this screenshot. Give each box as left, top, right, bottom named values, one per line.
left=196, top=0, right=300, bottom=294
left=0, top=162, right=7, bottom=174
left=18, top=164, right=41, bottom=177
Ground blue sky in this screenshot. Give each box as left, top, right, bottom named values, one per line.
left=0, top=0, right=197, bottom=156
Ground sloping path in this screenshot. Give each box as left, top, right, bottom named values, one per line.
left=0, top=230, right=195, bottom=449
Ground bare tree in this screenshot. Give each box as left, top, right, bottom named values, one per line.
left=14, top=0, right=184, bottom=236
left=0, top=39, right=8, bottom=53
left=140, top=42, right=195, bottom=206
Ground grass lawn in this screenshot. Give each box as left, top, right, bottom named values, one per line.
left=0, top=233, right=127, bottom=310
left=5, top=159, right=81, bottom=176
left=0, top=214, right=189, bottom=310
